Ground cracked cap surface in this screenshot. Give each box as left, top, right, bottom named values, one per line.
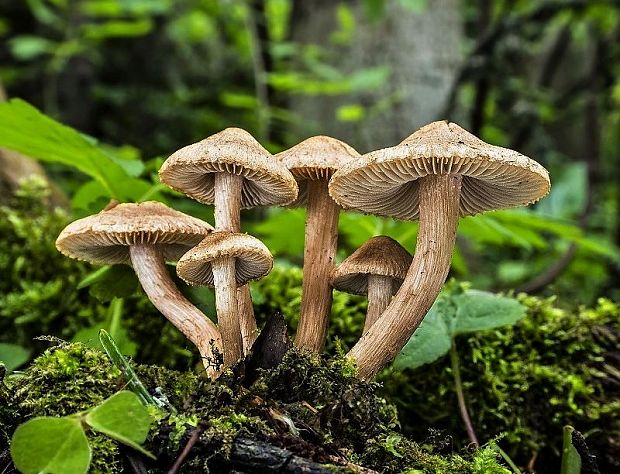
left=176, top=231, right=273, bottom=287
left=160, top=128, right=298, bottom=208
left=328, top=121, right=550, bottom=220
left=56, top=201, right=214, bottom=265
left=331, top=236, right=412, bottom=295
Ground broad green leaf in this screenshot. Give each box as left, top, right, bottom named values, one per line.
left=0, top=343, right=32, bottom=371
left=11, top=417, right=91, bottom=474
left=561, top=426, right=582, bottom=474
left=393, top=298, right=453, bottom=370
left=88, top=265, right=139, bottom=302
left=9, top=35, right=55, bottom=60
left=452, top=291, right=526, bottom=334
left=0, top=99, right=148, bottom=200
left=85, top=391, right=155, bottom=458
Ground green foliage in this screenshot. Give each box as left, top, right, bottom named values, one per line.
left=11, top=391, right=153, bottom=474
left=11, top=417, right=91, bottom=474
left=0, top=343, right=31, bottom=372
left=383, top=296, right=620, bottom=472
left=395, top=282, right=526, bottom=370
left=561, top=426, right=581, bottom=474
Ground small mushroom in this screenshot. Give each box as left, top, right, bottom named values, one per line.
left=55, top=201, right=222, bottom=376
left=176, top=232, right=273, bottom=367
left=329, top=121, right=550, bottom=378
left=276, top=136, right=360, bottom=352
left=331, top=236, right=412, bottom=335
left=160, top=128, right=297, bottom=359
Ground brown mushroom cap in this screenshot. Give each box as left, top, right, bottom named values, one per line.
left=177, top=232, right=273, bottom=287
left=276, top=136, right=361, bottom=205
left=56, top=201, right=214, bottom=265
left=159, top=128, right=298, bottom=208
left=328, top=121, right=551, bottom=220
left=331, top=236, right=412, bottom=295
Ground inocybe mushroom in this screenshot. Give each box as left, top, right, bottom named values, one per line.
left=55, top=201, right=223, bottom=377
left=276, top=136, right=360, bottom=352
left=331, top=236, right=412, bottom=335
left=329, top=121, right=550, bottom=379
left=160, top=128, right=297, bottom=362
left=176, top=232, right=273, bottom=366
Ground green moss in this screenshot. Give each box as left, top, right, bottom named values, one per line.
left=4, top=344, right=508, bottom=473
left=382, top=295, right=620, bottom=472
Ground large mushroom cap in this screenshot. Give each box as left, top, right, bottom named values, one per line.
left=177, top=232, right=273, bottom=288
left=331, top=236, right=412, bottom=295
left=276, top=136, right=361, bottom=207
left=160, top=128, right=298, bottom=208
left=56, top=201, right=214, bottom=265
left=329, top=121, right=551, bottom=220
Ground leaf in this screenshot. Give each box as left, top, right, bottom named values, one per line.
left=452, top=291, right=526, bottom=334
left=85, top=391, right=155, bottom=458
left=99, top=330, right=159, bottom=409
left=11, top=417, right=91, bottom=474
left=88, top=265, right=139, bottom=302
left=0, top=343, right=32, bottom=371
left=0, top=99, right=149, bottom=201
left=393, top=297, right=453, bottom=370
left=561, top=426, right=582, bottom=474
left=9, top=35, right=55, bottom=60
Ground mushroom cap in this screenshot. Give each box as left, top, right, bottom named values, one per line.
left=331, top=236, right=412, bottom=295
left=276, top=136, right=360, bottom=206
left=176, top=232, right=273, bottom=288
left=328, top=121, right=551, bottom=220
left=56, top=201, right=214, bottom=265
left=159, top=128, right=298, bottom=208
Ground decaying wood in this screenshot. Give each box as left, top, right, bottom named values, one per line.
left=295, top=179, right=339, bottom=352
left=364, top=275, right=393, bottom=335
left=348, top=175, right=462, bottom=379
left=128, top=244, right=222, bottom=378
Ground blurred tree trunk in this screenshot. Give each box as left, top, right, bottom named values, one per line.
left=289, top=0, right=463, bottom=151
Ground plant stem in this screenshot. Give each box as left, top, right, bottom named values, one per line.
left=450, top=340, right=479, bottom=447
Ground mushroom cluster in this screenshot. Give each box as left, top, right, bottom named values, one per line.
left=56, top=121, right=550, bottom=380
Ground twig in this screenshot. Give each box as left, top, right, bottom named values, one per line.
left=450, top=341, right=479, bottom=447
left=167, top=426, right=204, bottom=474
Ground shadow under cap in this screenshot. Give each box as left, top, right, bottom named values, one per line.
left=331, top=236, right=412, bottom=295
left=159, top=127, right=298, bottom=208
left=177, top=231, right=273, bottom=288
left=328, top=120, right=551, bottom=220
left=55, top=201, right=214, bottom=265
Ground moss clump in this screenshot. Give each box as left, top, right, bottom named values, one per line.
left=383, top=295, right=620, bottom=472
left=3, top=343, right=509, bottom=473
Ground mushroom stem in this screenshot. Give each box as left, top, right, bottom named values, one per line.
left=128, top=244, right=222, bottom=377
left=212, top=257, right=243, bottom=366
left=238, top=286, right=257, bottom=353
left=213, top=172, right=250, bottom=362
left=364, top=275, right=393, bottom=335
left=348, top=174, right=462, bottom=379
left=295, top=178, right=340, bottom=352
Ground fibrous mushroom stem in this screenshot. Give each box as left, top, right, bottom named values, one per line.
left=348, top=174, right=462, bottom=379
left=212, top=257, right=243, bottom=366
left=364, top=275, right=393, bottom=335
left=295, top=178, right=340, bottom=352
left=128, top=244, right=222, bottom=377
left=214, top=172, right=253, bottom=360
left=238, top=286, right=257, bottom=353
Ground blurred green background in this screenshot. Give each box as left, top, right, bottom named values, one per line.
left=2, top=0, right=619, bottom=304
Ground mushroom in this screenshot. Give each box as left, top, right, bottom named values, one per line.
left=276, top=136, right=360, bottom=352
left=176, top=231, right=273, bottom=366
left=331, top=236, right=412, bottom=335
left=55, top=201, right=223, bottom=376
left=159, top=128, right=297, bottom=359
left=329, top=121, right=550, bottom=378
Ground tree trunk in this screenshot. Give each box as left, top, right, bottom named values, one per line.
left=289, top=0, right=464, bottom=151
